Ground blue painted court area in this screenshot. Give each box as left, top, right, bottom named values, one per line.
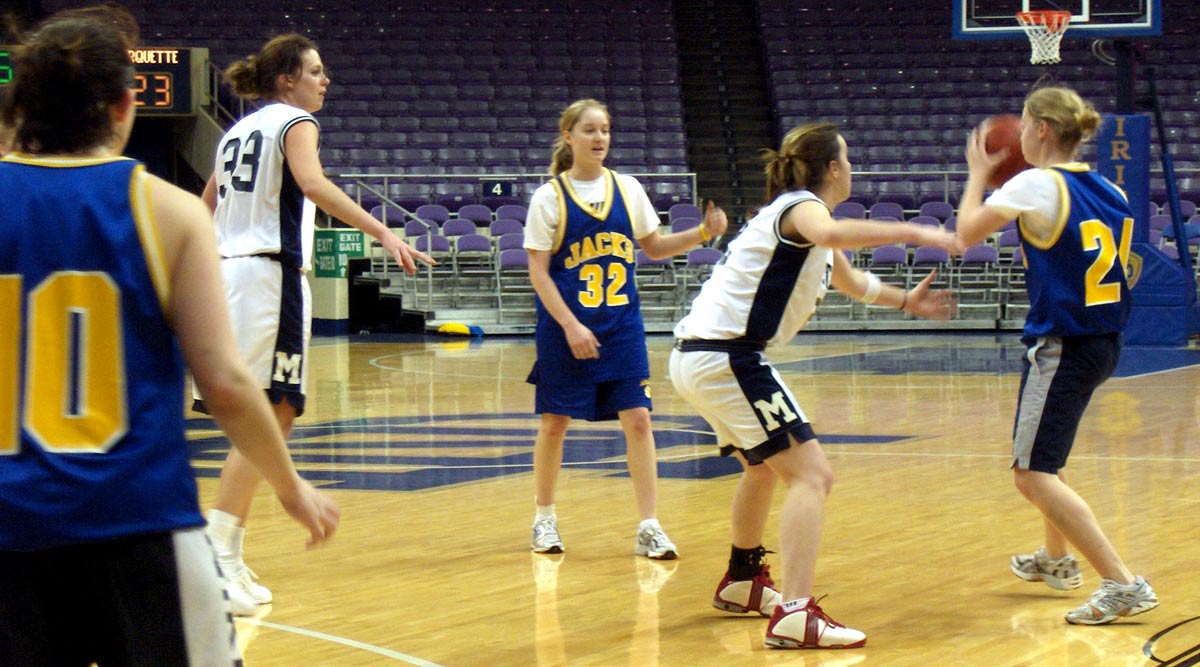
left=186, top=413, right=912, bottom=491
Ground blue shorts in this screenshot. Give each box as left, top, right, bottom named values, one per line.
left=1013, top=333, right=1121, bottom=473
left=528, top=364, right=652, bottom=421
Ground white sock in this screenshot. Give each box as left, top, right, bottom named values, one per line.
left=780, top=597, right=812, bottom=613
left=639, top=518, right=661, bottom=531
left=206, top=509, right=243, bottom=557
left=535, top=503, right=555, bottom=519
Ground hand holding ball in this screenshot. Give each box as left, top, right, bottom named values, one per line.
left=982, top=114, right=1031, bottom=189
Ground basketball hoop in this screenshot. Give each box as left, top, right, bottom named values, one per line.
left=1016, top=10, right=1072, bottom=65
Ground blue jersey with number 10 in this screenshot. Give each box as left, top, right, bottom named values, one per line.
left=0, top=155, right=203, bottom=551
left=1019, top=165, right=1133, bottom=340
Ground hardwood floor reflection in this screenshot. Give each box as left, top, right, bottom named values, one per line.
left=186, top=333, right=1200, bottom=667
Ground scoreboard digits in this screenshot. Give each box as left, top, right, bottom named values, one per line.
left=0, top=46, right=207, bottom=117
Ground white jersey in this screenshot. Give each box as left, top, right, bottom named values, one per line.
left=524, top=171, right=661, bottom=251
left=211, top=103, right=318, bottom=270
left=674, top=190, right=832, bottom=349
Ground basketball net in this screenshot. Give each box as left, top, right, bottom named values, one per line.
left=1016, top=10, right=1072, bottom=65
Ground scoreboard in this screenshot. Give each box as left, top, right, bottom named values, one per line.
left=0, top=46, right=208, bottom=117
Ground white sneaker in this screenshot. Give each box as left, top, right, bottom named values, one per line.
left=1011, top=546, right=1083, bottom=591
left=224, top=577, right=261, bottom=617
left=219, top=556, right=272, bottom=605
left=531, top=515, right=564, bottom=554
left=764, top=598, right=866, bottom=649
left=1065, top=576, right=1158, bottom=625
left=635, top=522, right=677, bottom=560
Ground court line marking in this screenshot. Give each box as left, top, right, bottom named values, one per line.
left=239, top=619, right=445, bottom=667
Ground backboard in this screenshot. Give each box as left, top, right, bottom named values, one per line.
left=952, top=0, right=1162, bottom=40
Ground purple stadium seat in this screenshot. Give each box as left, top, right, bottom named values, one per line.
left=911, top=246, right=950, bottom=266
left=441, top=219, right=477, bottom=238
left=404, top=219, right=439, bottom=238
left=670, top=217, right=701, bottom=233
left=456, top=204, right=494, bottom=226
left=452, top=234, right=494, bottom=272
left=919, top=201, right=955, bottom=222
left=868, top=245, right=908, bottom=269
left=413, top=234, right=451, bottom=255
left=494, top=233, right=525, bottom=253
left=960, top=244, right=999, bottom=266
left=495, top=204, right=528, bottom=223
left=414, top=205, right=450, bottom=225
left=431, top=194, right=470, bottom=213
left=490, top=219, right=524, bottom=237
left=869, top=202, right=905, bottom=220
left=833, top=201, right=866, bottom=220
left=668, top=203, right=702, bottom=222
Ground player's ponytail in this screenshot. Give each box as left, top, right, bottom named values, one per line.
left=1024, top=86, right=1099, bottom=154
left=763, top=122, right=840, bottom=201
left=224, top=33, right=317, bottom=101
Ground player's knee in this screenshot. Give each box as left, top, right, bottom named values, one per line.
left=1012, top=468, right=1045, bottom=502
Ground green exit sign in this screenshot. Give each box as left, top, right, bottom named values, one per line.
left=0, top=50, right=12, bottom=86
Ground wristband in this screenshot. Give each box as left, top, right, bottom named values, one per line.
left=861, top=271, right=882, bottom=304
left=698, top=225, right=712, bottom=243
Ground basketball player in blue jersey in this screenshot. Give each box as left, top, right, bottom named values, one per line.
left=669, top=122, right=958, bottom=649
left=194, top=34, right=434, bottom=614
left=525, top=99, right=727, bottom=560
left=957, top=86, right=1156, bottom=625
left=0, top=6, right=339, bottom=665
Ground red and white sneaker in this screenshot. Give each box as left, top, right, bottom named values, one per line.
left=764, top=597, right=866, bottom=649
left=712, top=565, right=782, bottom=616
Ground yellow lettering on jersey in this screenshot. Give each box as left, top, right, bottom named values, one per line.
left=564, top=232, right=635, bottom=270
left=594, top=232, right=611, bottom=257
left=26, top=273, right=127, bottom=453
left=0, top=276, right=20, bottom=454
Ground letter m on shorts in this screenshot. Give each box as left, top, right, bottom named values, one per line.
left=752, top=391, right=798, bottom=431
left=273, top=352, right=303, bottom=384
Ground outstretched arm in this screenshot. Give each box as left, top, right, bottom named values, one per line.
left=830, top=250, right=956, bottom=320
left=283, top=121, right=434, bottom=274
left=786, top=201, right=962, bottom=255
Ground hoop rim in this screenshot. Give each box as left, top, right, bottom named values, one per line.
left=1016, top=9, right=1073, bottom=31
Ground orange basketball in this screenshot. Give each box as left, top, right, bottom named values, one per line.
left=983, top=114, right=1031, bottom=189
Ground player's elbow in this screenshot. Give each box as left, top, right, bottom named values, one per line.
left=193, top=365, right=260, bottom=418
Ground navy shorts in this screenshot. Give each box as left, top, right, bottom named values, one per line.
left=0, top=528, right=241, bottom=666
left=528, top=364, right=652, bottom=421
left=1012, top=333, right=1121, bottom=473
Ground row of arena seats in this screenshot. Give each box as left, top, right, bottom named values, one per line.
left=47, top=0, right=1196, bottom=193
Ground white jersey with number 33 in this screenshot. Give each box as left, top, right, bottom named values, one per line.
left=211, top=102, right=318, bottom=270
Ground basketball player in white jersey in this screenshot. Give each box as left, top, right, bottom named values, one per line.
left=669, top=122, right=958, bottom=649
left=195, top=33, right=433, bottom=614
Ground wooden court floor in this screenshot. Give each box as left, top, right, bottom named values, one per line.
left=186, top=332, right=1200, bottom=667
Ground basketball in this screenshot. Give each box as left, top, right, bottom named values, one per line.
left=982, top=114, right=1030, bottom=189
